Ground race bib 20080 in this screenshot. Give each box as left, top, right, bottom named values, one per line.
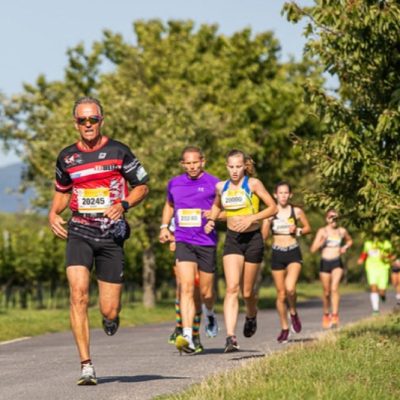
left=222, top=189, right=247, bottom=210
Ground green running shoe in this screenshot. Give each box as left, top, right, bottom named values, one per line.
left=168, top=327, right=183, bottom=344
left=193, top=335, right=204, bottom=353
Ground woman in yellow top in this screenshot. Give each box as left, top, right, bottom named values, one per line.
left=262, top=182, right=311, bottom=343
left=205, top=149, right=277, bottom=352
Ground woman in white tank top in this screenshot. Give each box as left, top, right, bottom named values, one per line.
left=310, top=209, right=353, bottom=329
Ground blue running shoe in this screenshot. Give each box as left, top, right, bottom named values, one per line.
left=205, top=314, right=218, bottom=337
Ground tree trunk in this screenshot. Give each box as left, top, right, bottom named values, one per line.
left=142, top=244, right=156, bottom=308
left=3, top=276, right=15, bottom=308
left=36, top=281, right=44, bottom=309
left=124, top=282, right=135, bottom=304
left=19, top=285, right=29, bottom=309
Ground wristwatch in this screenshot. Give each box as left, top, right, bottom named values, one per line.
left=121, top=200, right=130, bottom=212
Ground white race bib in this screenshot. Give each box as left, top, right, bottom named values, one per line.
left=222, top=189, right=247, bottom=210
left=177, top=208, right=202, bottom=227
left=77, top=188, right=110, bottom=213
left=368, top=249, right=380, bottom=257
left=326, top=236, right=342, bottom=247
left=272, top=219, right=292, bottom=235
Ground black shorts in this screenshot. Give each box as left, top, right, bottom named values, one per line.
left=223, top=229, right=264, bottom=264
left=320, top=257, right=343, bottom=273
left=66, top=233, right=125, bottom=284
left=175, top=242, right=216, bottom=273
left=392, top=267, right=400, bottom=273
left=271, top=244, right=302, bottom=270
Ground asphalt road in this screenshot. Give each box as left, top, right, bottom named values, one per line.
left=0, top=292, right=397, bottom=400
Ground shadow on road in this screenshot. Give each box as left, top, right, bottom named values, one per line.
left=201, top=348, right=262, bottom=355
left=230, top=354, right=266, bottom=362
left=289, top=337, right=317, bottom=344
left=98, top=375, right=189, bottom=384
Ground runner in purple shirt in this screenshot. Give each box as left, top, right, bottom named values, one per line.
left=160, top=146, right=220, bottom=354
left=167, top=174, right=218, bottom=246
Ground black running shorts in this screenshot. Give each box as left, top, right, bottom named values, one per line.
left=66, top=233, right=125, bottom=283
left=271, top=244, right=302, bottom=270
left=320, top=257, right=343, bottom=273
left=175, top=242, right=216, bottom=273
left=223, top=229, right=264, bottom=264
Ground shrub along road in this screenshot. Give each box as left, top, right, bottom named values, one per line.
left=1, top=291, right=396, bottom=400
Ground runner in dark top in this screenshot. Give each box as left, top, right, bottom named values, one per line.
left=48, top=97, right=149, bottom=385
left=262, top=181, right=311, bottom=343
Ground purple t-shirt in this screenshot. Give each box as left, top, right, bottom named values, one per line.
left=167, top=172, right=219, bottom=246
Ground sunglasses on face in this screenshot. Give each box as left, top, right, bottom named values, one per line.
left=328, top=215, right=338, bottom=220
left=75, top=115, right=102, bottom=125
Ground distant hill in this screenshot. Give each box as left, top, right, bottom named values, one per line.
left=0, top=163, right=36, bottom=213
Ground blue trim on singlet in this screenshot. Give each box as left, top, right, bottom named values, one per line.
left=222, top=175, right=250, bottom=194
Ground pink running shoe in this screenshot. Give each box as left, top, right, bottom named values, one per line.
left=277, top=329, right=290, bottom=343
left=290, top=312, right=302, bottom=333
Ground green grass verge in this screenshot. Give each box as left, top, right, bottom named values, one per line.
left=0, top=282, right=366, bottom=342
left=0, top=302, right=174, bottom=342
left=159, top=312, right=400, bottom=400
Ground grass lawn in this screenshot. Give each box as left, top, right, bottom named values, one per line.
left=160, top=312, right=400, bottom=400
left=0, top=282, right=366, bottom=342
left=0, top=301, right=175, bottom=342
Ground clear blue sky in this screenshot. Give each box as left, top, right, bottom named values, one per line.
left=0, top=0, right=313, bottom=166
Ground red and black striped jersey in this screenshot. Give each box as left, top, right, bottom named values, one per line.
left=55, top=137, right=148, bottom=224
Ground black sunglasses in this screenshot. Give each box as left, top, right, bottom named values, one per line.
left=75, top=115, right=102, bottom=125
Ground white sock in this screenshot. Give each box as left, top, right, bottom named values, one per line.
left=183, top=327, right=192, bottom=340
left=370, top=292, right=379, bottom=311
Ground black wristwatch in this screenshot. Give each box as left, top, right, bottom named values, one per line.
left=121, top=200, right=130, bottom=212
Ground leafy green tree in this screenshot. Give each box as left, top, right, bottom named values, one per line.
left=92, top=20, right=323, bottom=305
left=0, top=229, right=15, bottom=307
left=36, top=229, right=67, bottom=308
left=283, top=0, right=400, bottom=238
left=0, top=20, right=323, bottom=306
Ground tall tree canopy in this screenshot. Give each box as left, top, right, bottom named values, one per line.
left=284, top=0, right=400, bottom=238
left=0, top=20, right=322, bottom=305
